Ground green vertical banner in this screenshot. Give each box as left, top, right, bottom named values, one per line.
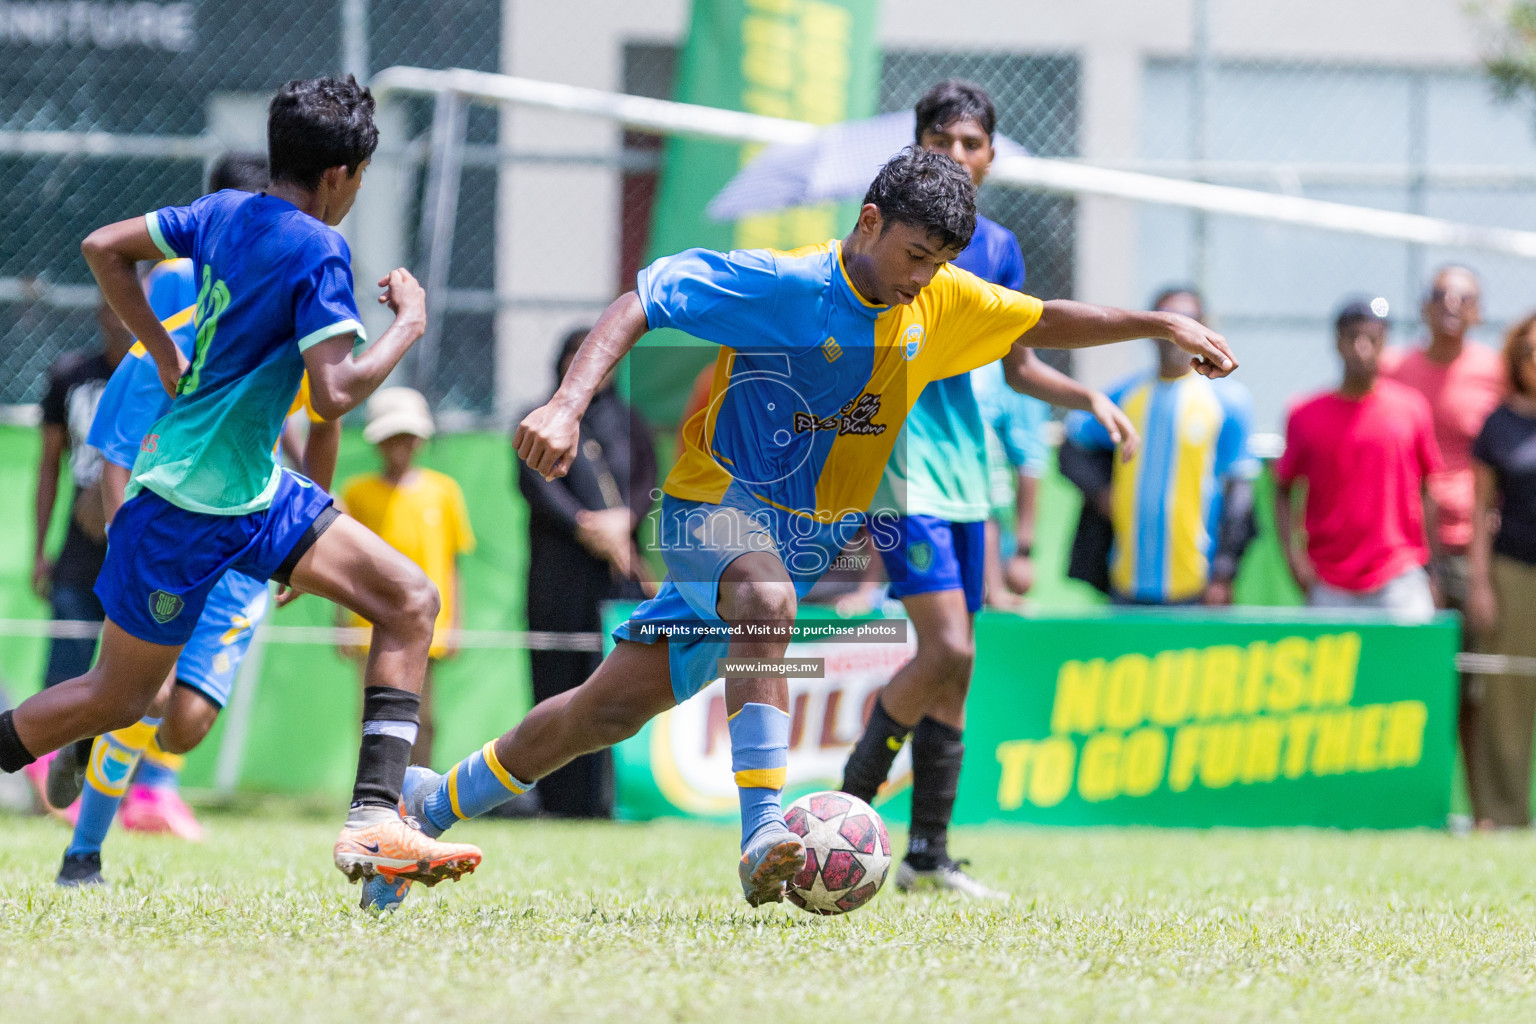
left=631, top=0, right=883, bottom=426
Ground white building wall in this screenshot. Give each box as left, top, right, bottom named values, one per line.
left=494, top=0, right=1505, bottom=417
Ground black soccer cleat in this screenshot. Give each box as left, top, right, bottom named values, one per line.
left=45, top=738, right=92, bottom=811
left=56, top=851, right=106, bottom=888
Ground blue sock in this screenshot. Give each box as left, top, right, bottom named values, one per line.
left=421, top=741, right=533, bottom=833
left=133, top=753, right=179, bottom=791
left=729, top=703, right=790, bottom=847
left=66, top=718, right=159, bottom=858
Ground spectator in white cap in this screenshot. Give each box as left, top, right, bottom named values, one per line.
left=338, top=387, right=475, bottom=766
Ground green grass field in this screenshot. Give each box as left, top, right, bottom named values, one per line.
left=2, top=806, right=1534, bottom=1023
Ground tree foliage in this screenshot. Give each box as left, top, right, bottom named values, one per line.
left=1485, top=1, right=1536, bottom=112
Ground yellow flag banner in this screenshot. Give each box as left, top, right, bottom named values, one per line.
left=632, top=0, right=883, bottom=426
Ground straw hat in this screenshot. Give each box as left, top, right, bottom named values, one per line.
left=362, top=386, right=435, bottom=444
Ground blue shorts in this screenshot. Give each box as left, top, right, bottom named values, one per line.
left=883, top=515, right=986, bottom=614
left=175, top=571, right=269, bottom=708
left=611, top=484, right=862, bottom=704
left=96, top=470, right=333, bottom=646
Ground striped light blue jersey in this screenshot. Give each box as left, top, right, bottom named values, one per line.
left=874, top=215, right=1029, bottom=520
left=1068, top=372, right=1258, bottom=602
left=87, top=259, right=197, bottom=469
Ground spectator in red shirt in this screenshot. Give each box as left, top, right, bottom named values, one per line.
left=1379, top=265, right=1502, bottom=782
left=1380, top=266, right=1503, bottom=594
left=1275, top=298, right=1444, bottom=620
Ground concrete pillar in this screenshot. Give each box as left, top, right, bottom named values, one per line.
left=1073, top=41, right=1147, bottom=389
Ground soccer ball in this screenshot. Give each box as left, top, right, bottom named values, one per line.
left=783, top=790, right=891, bottom=915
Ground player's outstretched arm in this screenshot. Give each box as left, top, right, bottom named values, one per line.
left=515, top=291, right=649, bottom=481
left=81, top=218, right=188, bottom=396
left=303, top=268, right=426, bottom=420
left=1025, top=300, right=1237, bottom=379
left=1000, top=347, right=1140, bottom=458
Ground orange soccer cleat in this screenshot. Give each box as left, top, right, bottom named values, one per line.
left=332, top=817, right=482, bottom=886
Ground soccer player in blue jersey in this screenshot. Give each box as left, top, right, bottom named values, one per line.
left=46, top=153, right=344, bottom=886
left=0, top=76, right=482, bottom=889
left=842, top=80, right=1142, bottom=898
left=367, top=147, right=1234, bottom=913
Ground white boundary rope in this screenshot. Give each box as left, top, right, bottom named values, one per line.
left=0, top=619, right=604, bottom=652
left=370, top=66, right=1536, bottom=260
left=1, top=617, right=1529, bottom=674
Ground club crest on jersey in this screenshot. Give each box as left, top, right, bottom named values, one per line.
left=909, top=541, right=934, bottom=572
left=148, top=589, right=183, bottom=624
left=792, top=394, right=887, bottom=437
left=901, top=324, right=925, bottom=360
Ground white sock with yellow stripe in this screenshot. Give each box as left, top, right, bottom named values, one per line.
left=729, top=703, right=790, bottom=847
left=420, top=740, right=533, bottom=834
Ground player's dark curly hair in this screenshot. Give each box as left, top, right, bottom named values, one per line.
left=208, top=151, right=269, bottom=193
left=862, top=147, right=977, bottom=251
left=914, top=79, right=996, bottom=141
left=267, top=75, right=378, bottom=190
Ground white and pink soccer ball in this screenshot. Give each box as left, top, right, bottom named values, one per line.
left=783, top=790, right=891, bottom=915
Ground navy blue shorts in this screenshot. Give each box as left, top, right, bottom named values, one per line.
left=96, top=470, right=334, bottom=646
left=883, top=515, right=986, bottom=614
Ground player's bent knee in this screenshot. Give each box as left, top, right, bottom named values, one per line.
left=569, top=691, right=654, bottom=751
left=927, top=632, right=975, bottom=681
left=377, top=574, right=440, bottom=637
left=726, top=579, right=798, bottom=629
left=158, top=710, right=218, bottom=755
left=91, top=688, right=156, bottom=734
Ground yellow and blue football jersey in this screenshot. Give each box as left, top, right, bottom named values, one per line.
left=1069, top=373, right=1258, bottom=602
left=641, top=239, right=1043, bottom=523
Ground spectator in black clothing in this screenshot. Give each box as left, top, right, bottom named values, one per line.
left=517, top=328, right=657, bottom=818
left=1467, top=312, right=1536, bottom=826
left=1057, top=434, right=1115, bottom=596
left=33, top=302, right=134, bottom=686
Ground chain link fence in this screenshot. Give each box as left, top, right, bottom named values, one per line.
left=0, top=0, right=499, bottom=409
left=616, top=44, right=1081, bottom=382
left=10, top=8, right=1536, bottom=429
left=1134, top=54, right=1536, bottom=430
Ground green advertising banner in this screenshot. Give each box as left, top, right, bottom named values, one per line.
left=609, top=607, right=1459, bottom=828
left=632, top=0, right=883, bottom=426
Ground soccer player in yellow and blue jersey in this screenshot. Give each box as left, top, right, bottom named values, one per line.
left=388, top=148, right=1235, bottom=912
left=845, top=81, right=1138, bottom=900
left=1067, top=287, right=1259, bottom=605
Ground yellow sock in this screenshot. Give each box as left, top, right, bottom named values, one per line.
left=84, top=718, right=159, bottom=798
left=135, top=732, right=185, bottom=790
left=143, top=735, right=186, bottom=773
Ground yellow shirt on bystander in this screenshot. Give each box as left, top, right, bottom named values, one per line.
left=341, top=468, right=475, bottom=658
